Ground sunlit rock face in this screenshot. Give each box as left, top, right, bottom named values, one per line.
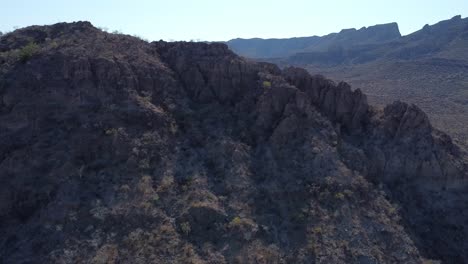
left=0, top=21, right=466, bottom=263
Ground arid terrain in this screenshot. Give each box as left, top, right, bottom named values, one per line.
left=228, top=15, right=468, bottom=148
left=0, top=22, right=467, bottom=264
left=307, top=58, right=468, bottom=148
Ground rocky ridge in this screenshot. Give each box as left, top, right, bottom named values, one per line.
left=0, top=22, right=467, bottom=263
left=227, top=16, right=468, bottom=147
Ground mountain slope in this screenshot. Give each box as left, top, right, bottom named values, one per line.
left=0, top=22, right=467, bottom=263
left=284, top=15, right=468, bottom=65
left=301, top=15, right=468, bottom=147
left=227, top=15, right=468, bottom=147
left=227, top=22, right=401, bottom=59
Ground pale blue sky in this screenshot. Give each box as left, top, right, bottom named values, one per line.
left=1, top=0, right=467, bottom=41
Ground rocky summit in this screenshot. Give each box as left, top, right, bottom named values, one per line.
left=0, top=22, right=467, bottom=264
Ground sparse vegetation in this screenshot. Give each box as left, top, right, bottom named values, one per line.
left=228, top=216, right=254, bottom=229
left=334, top=192, right=345, bottom=200
left=229, top=216, right=243, bottom=227
left=47, top=40, right=59, bottom=49
left=293, top=207, right=310, bottom=223
left=132, top=34, right=149, bottom=42
left=151, top=193, right=159, bottom=203
left=307, top=239, right=317, bottom=253
left=179, top=176, right=194, bottom=192
left=312, top=226, right=323, bottom=234
left=19, top=42, right=40, bottom=62
left=262, top=80, right=272, bottom=88
left=120, top=184, right=131, bottom=193
left=227, top=216, right=258, bottom=241
left=2, top=20, right=467, bottom=264
left=180, top=222, right=191, bottom=236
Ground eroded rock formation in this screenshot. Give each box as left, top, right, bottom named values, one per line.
left=0, top=22, right=467, bottom=263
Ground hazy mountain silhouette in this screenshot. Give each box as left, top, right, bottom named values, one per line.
left=227, top=22, right=401, bottom=59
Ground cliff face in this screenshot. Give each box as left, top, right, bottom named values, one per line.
left=0, top=22, right=467, bottom=263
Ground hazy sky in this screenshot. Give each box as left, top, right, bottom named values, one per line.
left=1, top=0, right=467, bottom=41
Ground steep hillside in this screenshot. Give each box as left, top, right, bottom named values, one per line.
left=0, top=22, right=467, bottom=263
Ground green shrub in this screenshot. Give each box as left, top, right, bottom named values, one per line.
left=19, top=42, right=39, bottom=62
left=151, top=193, right=160, bottom=203
left=228, top=216, right=258, bottom=233
left=180, top=222, right=191, bottom=235
left=313, top=226, right=323, bottom=234
left=334, top=192, right=345, bottom=200
left=262, top=81, right=272, bottom=88
left=229, top=216, right=242, bottom=227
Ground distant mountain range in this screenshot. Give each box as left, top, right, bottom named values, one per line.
left=227, top=15, right=468, bottom=147
left=227, top=15, right=468, bottom=63
left=227, top=22, right=401, bottom=59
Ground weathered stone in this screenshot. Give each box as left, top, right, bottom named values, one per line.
left=0, top=21, right=467, bottom=264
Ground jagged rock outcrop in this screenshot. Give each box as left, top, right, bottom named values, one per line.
left=153, top=41, right=259, bottom=103
left=0, top=22, right=467, bottom=263
left=279, top=67, right=467, bottom=188
left=366, top=101, right=467, bottom=187
left=282, top=67, right=369, bottom=132
left=244, top=16, right=468, bottom=148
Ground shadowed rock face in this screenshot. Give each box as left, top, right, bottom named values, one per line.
left=0, top=22, right=467, bottom=263
left=282, top=67, right=369, bottom=133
